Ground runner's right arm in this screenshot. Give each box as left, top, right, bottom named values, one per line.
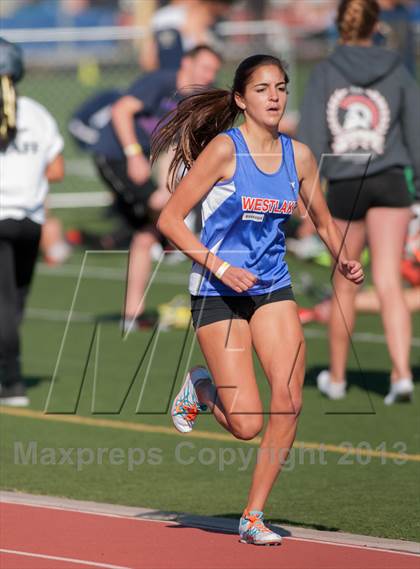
left=157, top=135, right=257, bottom=293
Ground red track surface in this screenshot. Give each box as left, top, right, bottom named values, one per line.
left=0, top=502, right=418, bottom=569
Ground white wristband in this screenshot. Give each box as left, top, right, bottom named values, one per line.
left=215, top=261, right=230, bottom=280
left=123, top=143, right=143, bottom=157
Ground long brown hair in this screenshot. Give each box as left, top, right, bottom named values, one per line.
left=337, top=0, right=380, bottom=43
left=151, top=54, right=289, bottom=191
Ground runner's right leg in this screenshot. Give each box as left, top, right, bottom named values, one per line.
left=193, top=317, right=264, bottom=440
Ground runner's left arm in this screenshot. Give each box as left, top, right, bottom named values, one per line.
left=293, top=140, right=364, bottom=284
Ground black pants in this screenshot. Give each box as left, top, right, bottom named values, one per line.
left=0, top=218, right=41, bottom=387
left=94, top=154, right=157, bottom=230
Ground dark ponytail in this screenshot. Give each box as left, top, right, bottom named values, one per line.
left=337, top=0, right=380, bottom=43
left=151, top=87, right=239, bottom=190
left=151, top=54, right=289, bottom=192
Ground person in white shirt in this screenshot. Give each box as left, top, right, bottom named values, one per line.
left=0, top=38, right=64, bottom=406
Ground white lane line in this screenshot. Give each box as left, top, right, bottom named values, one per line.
left=27, top=308, right=94, bottom=323
left=35, top=263, right=188, bottom=285
left=24, top=307, right=420, bottom=347
left=0, top=500, right=178, bottom=525
left=49, top=191, right=111, bottom=209
left=0, top=549, right=134, bottom=569
left=286, top=536, right=420, bottom=557
left=304, top=327, right=420, bottom=348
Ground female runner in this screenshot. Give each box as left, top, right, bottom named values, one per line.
left=152, top=54, right=364, bottom=545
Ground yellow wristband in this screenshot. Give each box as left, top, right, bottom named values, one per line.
left=215, top=261, right=230, bottom=280
left=123, top=143, right=143, bottom=157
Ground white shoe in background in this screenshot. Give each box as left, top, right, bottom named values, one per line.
left=384, top=378, right=414, bottom=406
left=287, top=235, right=325, bottom=260
left=317, top=370, right=347, bottom=400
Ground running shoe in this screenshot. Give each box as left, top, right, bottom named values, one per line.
left=171, top=366, right=211, bottom=433
left=239, top=510, right=282, bottom=546
left=120, top=311, right=160, bottom=333
left=287, top=235, right=325, bottom=260
left=384, top=378, right=414, bottom=405
left=0, top=382, right=29, bottom=407
left=317, top=370, right=347, bottom=400
left=44, top=240, right=72, bottom=266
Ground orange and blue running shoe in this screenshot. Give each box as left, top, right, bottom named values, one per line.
left=171, top=366, right=211, bottom=433
left=239, top=510, right=282, bottom=546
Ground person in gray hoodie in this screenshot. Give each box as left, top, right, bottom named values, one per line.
left=297, top=0, right=419, bottom=405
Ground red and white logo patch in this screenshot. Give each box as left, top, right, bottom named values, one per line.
left=327, top=87, right=391, bottom=156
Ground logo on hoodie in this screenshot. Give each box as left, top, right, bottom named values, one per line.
left=327, top=87, right=391, bottom=156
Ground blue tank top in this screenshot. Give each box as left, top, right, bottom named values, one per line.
left=189, top=127, right=300, bottom=296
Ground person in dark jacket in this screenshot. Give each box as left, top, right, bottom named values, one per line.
left=297, top=0, right=420, bottom=405
left=94, top=45, right=222, bottom=330
left=68, top=89, right=121, bottom=151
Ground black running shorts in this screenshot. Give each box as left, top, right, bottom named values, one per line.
left=327, top=167, right=413, bottom=221
left=190, top=286, right=295, bottom=330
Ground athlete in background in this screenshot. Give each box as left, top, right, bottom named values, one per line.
left=152, top=54, right=363, bottom=545
left=297, top=0, right=419, bottom=404
left=0, top=38, right=64, bottom=406
left=87, top=45, right=222, bottom=329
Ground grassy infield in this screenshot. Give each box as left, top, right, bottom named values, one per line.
left=0, top=66, right=419, bottom=542
left=1, top=249, right=419, bottom=541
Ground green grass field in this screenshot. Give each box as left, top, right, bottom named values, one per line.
left=1, top=233, right=419, bottom=542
